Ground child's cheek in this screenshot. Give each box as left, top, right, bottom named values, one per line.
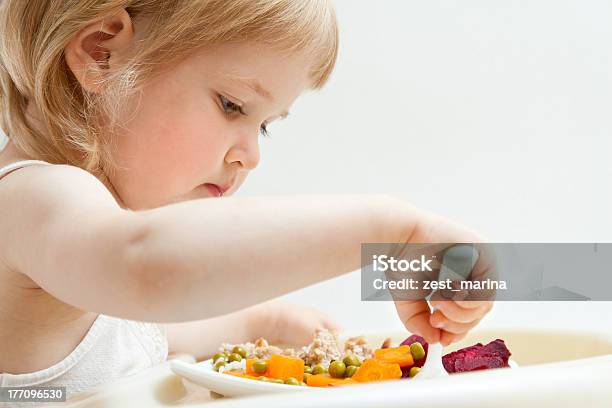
left=158, top=121, right=225, bottom=181
left=145, top=111, right=227, bottom=188
left=110, top=63, right=231, bottom=207
left=148, top=90, right=227, bottom=184
left=112, top=106, right=227, bottom=208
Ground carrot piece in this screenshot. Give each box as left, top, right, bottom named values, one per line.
left=374, top=345, right=414, bottom=367
left=224, top=371, right=260, bottom=380
left=328, top=378, right=357, bottom=387
left=352, top=359, right=403, bottom=382
left=266, top=354, right=305, bottom=381
left=246, top=358, right=270, bottom=377
left=306, top=374, right=356, bottom=387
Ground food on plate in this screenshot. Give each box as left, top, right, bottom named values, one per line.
left=400, top=334, right=429, bottom=367
left=266, top=354, right=305, bottom=381
left=351, top=359, right=402, bottom=382
left=442, top=339, right=511, bottom=373
left=211, top=328, right=513, bottom=388
left=374, top=345, right=414, bottom=367
left=306, top=374, right=355, bottom=387
left=397, top=334, right=429, bottom=377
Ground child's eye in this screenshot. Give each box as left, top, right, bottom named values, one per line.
left=260, top=123, right=271, bottom=138
left=219, top=95, right=245, bottom=115
left=219, top=94, right=271, bottom=138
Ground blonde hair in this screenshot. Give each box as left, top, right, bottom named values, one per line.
left=0, top=0, right=338, bottom=173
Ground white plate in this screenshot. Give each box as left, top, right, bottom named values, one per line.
left=64, top=329, right=612, bottom=407
left=169, top=327, right=612, bottom=399
left=170, top=359, right=325, bottom=397
left=170, top=355, right=520, bottom=398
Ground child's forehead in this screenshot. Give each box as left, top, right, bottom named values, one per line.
left=188, top=43, right=312, bottom=90
left=194, top=42, right=303, bottom=69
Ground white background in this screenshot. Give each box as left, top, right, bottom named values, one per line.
left=243, top=0, right=612, bottom=333
left=2, top=0, right=611, bottom=332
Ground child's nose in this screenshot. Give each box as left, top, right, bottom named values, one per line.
left=225, top=133, right=260, bottom=170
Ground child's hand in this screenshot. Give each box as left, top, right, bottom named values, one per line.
left=246, top=300, right=340, bottom=346
left=392, top=212, right=496, bottom=346
left=430, top=298, right=493, bottom=345
left=394, top=275, right=494, bottom=347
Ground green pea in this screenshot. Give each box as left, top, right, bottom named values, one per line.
left=410, top=342, right=426, bottom=360
left=329, top=361, right=346, bottom=378
left=304, top=365, right=313, bottom=374
left=228, top=353, right=243, bottom=363
left=213, top=360, right=226, bottom=371
left=212, top=353, right=226, bottom=363
left=408, top=367, right=420, bottom=378
left=342, top=354, right=361, bottom=367
left=223, top=350, right=231, bottom=358
left=270, top=378, right=284, bottom=384
left=311, top=364, right=327, bottom=375
left=232, top=346, right=247, bottom=358
left=252, top=360, right=268, bottom=374
left=345, top=365, right=358, bottom=378
left=303, top=372, right=313, bottom=383
left=285, top=377, right=300, bottom=386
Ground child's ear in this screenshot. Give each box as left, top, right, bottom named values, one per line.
left=64, top=9, right=134, bottom=93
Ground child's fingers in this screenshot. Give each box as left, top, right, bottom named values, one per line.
left=429, top=299, right=488, bottom=323
left=308, top=307, right=342, bottom=333
left=437, top=287, right=470, bottom=301
left=440, top=331, right=468, bottom=347
left=429, top=309, right=482, bottom=334
left=320, top=317, right=342, bottom=332
left=394, top=300, right=441, bottom=344
left=454, top=300, right=493, bottom=310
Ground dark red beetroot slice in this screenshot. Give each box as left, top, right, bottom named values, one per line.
left=400, top=335, right=430, bottom=374
left=442, top=339, right=511, bottom=373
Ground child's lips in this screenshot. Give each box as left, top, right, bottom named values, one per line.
left=202, top=181, right=233, bottom=197
left=202, top=183, right=224, bottom=197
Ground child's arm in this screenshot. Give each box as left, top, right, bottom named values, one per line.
left=2, top=164, right=483, bottom=337
left=1, top=165, right=403, bottom=320
left=1, top=165, right=146, bottom=313
left=126, top=193, right=416, bottom=322
left=166, top=300, right=338, bottom=360
left=165, top=308, right=255, bottom=361
left=1, top=165, right=410, bottom=321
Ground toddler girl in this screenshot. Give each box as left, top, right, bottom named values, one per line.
left=0, top=0, right=492, bottom=397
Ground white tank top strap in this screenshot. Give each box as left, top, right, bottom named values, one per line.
left=0, top=159, right=53, bottom=181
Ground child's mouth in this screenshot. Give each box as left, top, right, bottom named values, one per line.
left=202, top=183, right=224, bottom=197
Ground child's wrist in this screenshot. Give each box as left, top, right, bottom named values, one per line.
left=370, top=194, right=423, bottom=243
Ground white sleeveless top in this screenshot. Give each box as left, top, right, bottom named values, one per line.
left=0, top=160, right=168, bottom=400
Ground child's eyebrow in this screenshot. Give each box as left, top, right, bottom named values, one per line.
left=246, top=79, right=274, bottom=102
left=220, top=72, right=290, bottom=118
left=222, top=72, right=274, bottom=102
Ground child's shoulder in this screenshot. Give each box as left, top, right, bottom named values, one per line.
left=0, top=152, right=121, bottom=249
left=0, top=151, right=124, bottom=277
left=0, top=158, right=112, bottom=207
left=0, top=142, right=116, bottom=206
